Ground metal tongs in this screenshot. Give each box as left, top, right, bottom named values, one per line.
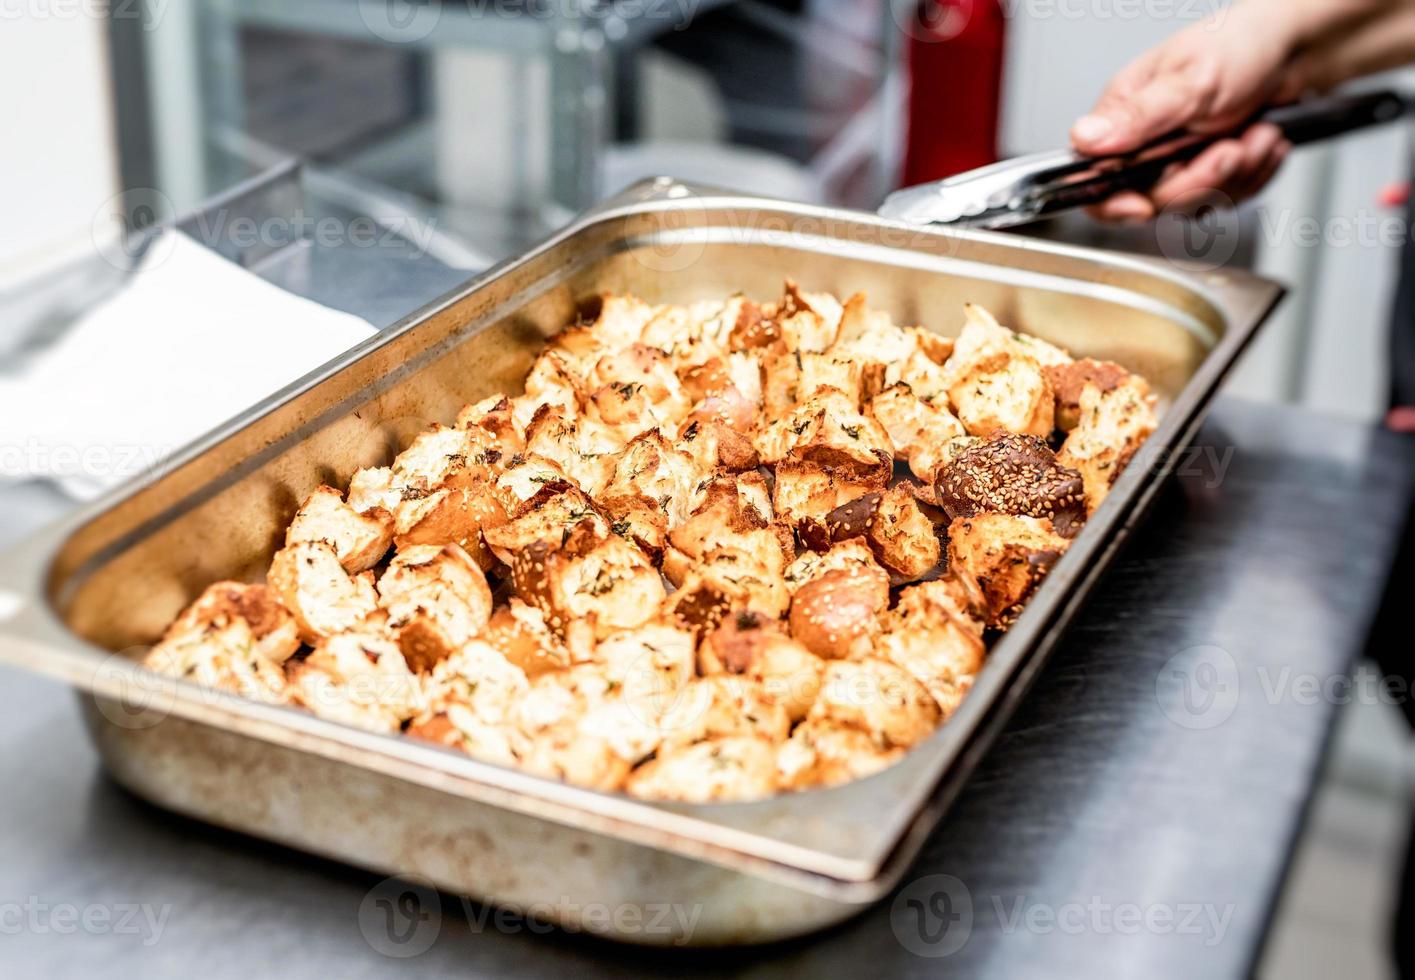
left=880, top=89, right=1410, bottom=229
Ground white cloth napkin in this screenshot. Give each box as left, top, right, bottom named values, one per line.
left=0, top=230, right=377, bottom=500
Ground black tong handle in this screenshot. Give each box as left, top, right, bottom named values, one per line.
left=1031, top=88, right=1408, bottom=216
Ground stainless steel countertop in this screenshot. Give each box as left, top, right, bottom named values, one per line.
left=0, top=397, right=1410, bottom=978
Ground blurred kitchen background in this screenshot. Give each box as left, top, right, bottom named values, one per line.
left=2, top=2, right=1411, bottom=975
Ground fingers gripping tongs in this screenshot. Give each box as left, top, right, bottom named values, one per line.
left=879, top=89, right=1410, bottom=230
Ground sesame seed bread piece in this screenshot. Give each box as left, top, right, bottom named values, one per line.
left=788, top=564, right=891, bottom=660
left=936, top=432, right=1088, bottom=537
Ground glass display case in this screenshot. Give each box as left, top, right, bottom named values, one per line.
left=123, top=0, right=907, bottom=262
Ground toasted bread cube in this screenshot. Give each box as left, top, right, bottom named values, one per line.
left=677, top=416, right=761, bottom=476
left=943, top=304, right=1055, bottom=438
left=594, top=622, right=697, bottom=724
left=868, top=383, right=967, bottom=484
left=483, top=482, right=607, bottom=565
left=161, top=580, right=301, bottom=664
left=757, top=388, right=891, bottom=467
left=698, top=610, right=825, bottom=722
left=522, top=406, right=623, bottom=497
left=512, top=350, right=583, bottom=433
left=682, top=537, right=792, bottom=620
left=596, top=430, right=701, bottom=553
left=455, top=394, right=523, bottom=452
left=788, top=563, right=890, bottom=660
left=377, top=543, right=493, bottom=671
left=288, top=615, right=424, bottom=732
left=666, top=475, right=783, bottom=569
left=268, top=541, right=379, bottom=643
left=759, top=347, right=802, bottom=422
left=625, top=736, right=779, bottom=802
left=392, top=470, right=507, bottom=572
left=776, top=280, right=843, bottom=353
left=390, top=423, right=496, bottom=493
left=947, top=513, right=1069, bottom=628
left=653, top=673, right=792, bottom=746
left=880, top=579, right=986, bottom=719
left=346, top=465, right=401, bottom=515
left=490, top=455, right=577, bottom=514
left=287, top=485, right=394, bottom=574
left=797, top=352, right=868, bottom=406
left=641, top=298, right=737, bottom=370
left=784, top=538, right=882, bottom=593
left=808, top=657, right=940, bottom=749
left=865, top=486, right=943, bottom=580
left=587, top=292, right=659, bottom=349
left=479, top=600, right=573, bottom=676
left=510, top=528, right=665, bottom=641
left=727, top=296, right=783, bottom=352
left=949, top=352, right=1054, bottom=438
left=1057, top=376, right=1158, bottom=511
left=406, top=707, right=530, bottom=768
left=776, top=718, right=904, bottom=790
left=662, top=534, right=794, bottom=635
left=144, top=617, right=289, bottom=703
left=1044, top=358, right=1128, bottom=431
left=772, top=453, right=889, bottom=545
left=520, top=729, right=633, bottom=791
left=512, top=664, right=646, bottom=784
left=586, top=343, right=691, bottom=424
left=420, top=638, right=530, bottom=726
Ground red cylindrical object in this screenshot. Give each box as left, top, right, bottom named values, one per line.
left=902, top=0, right=1008, bottom=186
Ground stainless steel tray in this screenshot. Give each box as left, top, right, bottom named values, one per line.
left=0, top=178, right=1284, bottom=945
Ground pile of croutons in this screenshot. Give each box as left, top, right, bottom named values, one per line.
left=144, top=283, right=1157, bottom=802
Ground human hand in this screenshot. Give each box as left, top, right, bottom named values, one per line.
left=1070, top=3, right=1303, bottom=222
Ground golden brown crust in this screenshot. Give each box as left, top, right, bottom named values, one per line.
left=947, top=513, right=1070, bottom=629
left=156, top=285, right=1157, bottom=800
left=1056, top=376, right=1158, bottom=512
left=286, top=485, right=395, bottom=574
left=1045, top=358, right=1130, bottom=431
left=163, top=580, right=301, bottom=663
left=268, top=541, right=379, bottom=643
left=377, top=543, right=494, bottom=672
left=808, top=657, right=941, bottom=749
left=788, top=564, right=890, bottom=660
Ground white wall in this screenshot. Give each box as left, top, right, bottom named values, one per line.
left=0, top=10, right=120, bottom=288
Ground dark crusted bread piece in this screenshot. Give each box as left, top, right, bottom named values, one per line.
left=935, top=433, right=1086, bottom=537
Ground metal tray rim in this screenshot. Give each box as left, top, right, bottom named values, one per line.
left=0, top=178, right=1286, bottom=896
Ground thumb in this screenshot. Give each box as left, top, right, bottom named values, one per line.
left=1072, top=70, right=1207, bottom=156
